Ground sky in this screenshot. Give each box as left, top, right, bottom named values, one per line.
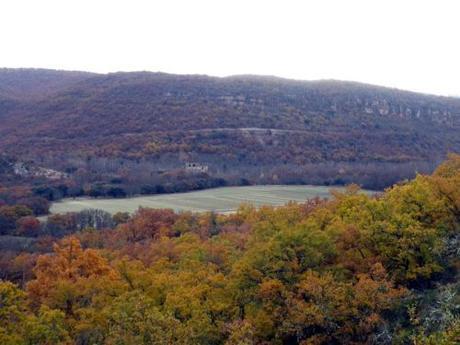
left=1, top=0, right=459, bottom=96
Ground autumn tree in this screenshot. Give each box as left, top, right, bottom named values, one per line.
left=26, top=236, right=121, bottom=344
left=120, top=208, right=178, bottom=242
left=0, top=280, right=70, bottom=344
left=16, top=216, right=41, bottom=237
left=0, top=205, right=33, bottom=235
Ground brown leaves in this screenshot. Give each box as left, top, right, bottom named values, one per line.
left=119, top=208, right=178, bottom=242
left=27, top=237, right=118, bottom=315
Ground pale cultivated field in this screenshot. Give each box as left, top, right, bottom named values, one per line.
left=50, top=185, right=356, bottom=215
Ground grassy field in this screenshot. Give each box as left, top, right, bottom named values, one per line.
left=50, top=185, right=355, bottom=215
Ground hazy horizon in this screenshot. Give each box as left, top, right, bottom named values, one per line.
left=3, top=66, right=460, bottom=98
left=1, top=0, right=459, bottom=96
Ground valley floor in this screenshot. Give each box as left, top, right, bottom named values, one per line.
left=49, top=185, right=362, bottom=214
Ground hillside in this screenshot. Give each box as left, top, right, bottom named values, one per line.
left=0, top=69, right=459, bottom=192
left=0, top=68, right=95, bottom=99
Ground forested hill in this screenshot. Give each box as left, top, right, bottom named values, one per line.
left=0, top=68, right=95, bottom=99
left=0, top=68, right=459, bottom=190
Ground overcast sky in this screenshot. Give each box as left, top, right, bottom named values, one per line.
left=1, top=0, right=459, bottom=96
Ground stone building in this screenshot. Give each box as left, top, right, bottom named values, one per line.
left=185, top=162, right=209, bottom=173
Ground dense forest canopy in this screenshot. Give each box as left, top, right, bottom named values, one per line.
left=0, top=154, right=459, bottom=344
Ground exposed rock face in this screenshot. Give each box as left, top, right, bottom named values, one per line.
left=13, top=162, right=69, bottom=180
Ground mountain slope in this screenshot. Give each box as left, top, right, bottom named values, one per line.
left=0, top=68, right=96, bottom=99
left=0, top=69, right=459, bottom=190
